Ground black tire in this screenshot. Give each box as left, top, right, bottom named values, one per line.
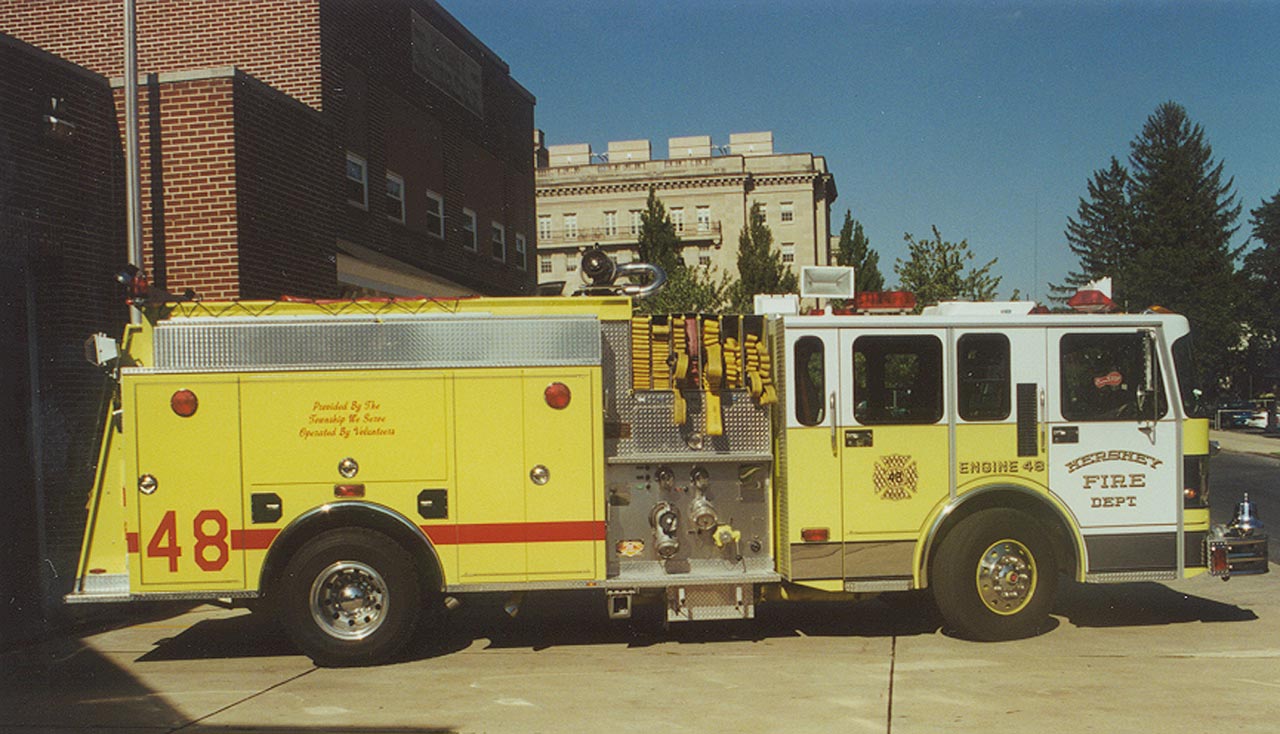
left=278, top=528, right=422, bottom=667
left=932, top=508, right=1058, bottom=641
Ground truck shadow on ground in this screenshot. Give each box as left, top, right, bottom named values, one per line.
left=134, top=579, right=1258, bottom=664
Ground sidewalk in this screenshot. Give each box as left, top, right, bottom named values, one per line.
left=1211, top=428, right=1280, bottom=459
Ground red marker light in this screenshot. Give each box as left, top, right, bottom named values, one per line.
left=545, top=382, right=571, bottom=410
left=801, top=527, right=830, bottom=542
left=171, top=389, right=199, bottom=417
left=334, top=484, right=365, bottom=498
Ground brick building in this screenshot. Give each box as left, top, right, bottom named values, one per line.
left=0, top=33, right=125, bottom=646
left=0, top=0, right=538, bottom=299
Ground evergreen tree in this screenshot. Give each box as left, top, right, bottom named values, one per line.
left=730, top=201, right=797, bottom=312
left=835, top=210, right=885, bottom=292
left=631, top=186, right=731, bottom=313
left=636, top=186, right=682, bottom=274
left=1125, top=102, right=1243, bottom=393
left=895, top=225, right=1000, bottom=309
left=1240, top=190, right=1280, bottom=404
left=1050, top=157, right=1131, bottom=302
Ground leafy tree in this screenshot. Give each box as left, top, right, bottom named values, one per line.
left=895, top=225, right=1000, bottom=308
left=730, top=201, right=797, bottom=311
left=834, top=210, right=885, bottom=292
left=636, top=264, right=729, bottom=314
left=1050, top=157, right=1131, bottom=302
left=1125, top=102, right=1243, bottom=394
left=636, top=186, right=682, bottom=275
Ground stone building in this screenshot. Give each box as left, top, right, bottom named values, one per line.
left=535, top=131, right=837, bottom=291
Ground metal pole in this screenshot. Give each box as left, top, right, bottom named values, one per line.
left=124, top=0, right=143, bottom=324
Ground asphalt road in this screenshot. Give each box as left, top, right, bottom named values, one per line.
left=1210, top=449, right=1280, bottom=564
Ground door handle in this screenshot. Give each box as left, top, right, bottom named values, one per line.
left=829, top=392, right=838, bottom=454
left=1051, top=426, right=1079, bottom=444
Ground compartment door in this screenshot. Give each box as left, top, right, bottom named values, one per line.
left=134, top=378, right=245, bottom=588
left=523, top=369, right=600, bottom=579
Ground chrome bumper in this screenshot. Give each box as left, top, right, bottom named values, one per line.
left=1207, top=494, right=1269, bottom=579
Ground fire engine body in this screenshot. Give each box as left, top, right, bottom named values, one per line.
left=69, top=278, right=1268, bottom=665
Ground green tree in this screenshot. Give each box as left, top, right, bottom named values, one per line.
left=730, top=201, right=797, bottom=311
left=835, top=210, right=885, bottom=292
left=1050, top=157, right=1131, bottom=303
left=895, top=225, right=1000, bottom=308
left=636, top=264, right=729, bottom=314
left=1125, top=102, right=1243, bottom=394
left=1239, top=190, right=1280, bottom=403
left=636, top=186, right=682, bottom=274
left=631, top=187, right=731, bottom=313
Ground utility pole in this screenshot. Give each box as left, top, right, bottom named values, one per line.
left=124, top=0, right=143, bottom=324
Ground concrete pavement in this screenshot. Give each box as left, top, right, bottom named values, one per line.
left=2, top=566, right=1277, bottom=734
left=1212, top=427, right=1280, bottom=459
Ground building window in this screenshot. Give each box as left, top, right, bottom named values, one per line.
left=538, top=215, right=552, bottom=241
left=781, top=202, right=795, bottom=224
left=671, top=207, right=685, bottom=233
left=630, top=209, right=642, bottom=235
left=491, top=222, right=506, bottom=261
left=540, top=254, right=553, bottom=274
left=515, top=233, right=527, bottom=271
left=425, top=190, right=444, bottom=238
left=696, top=206, right=710, bottom=232
left=565, top=253, right=578, bottom=272
left=698, top=246, right=711, bottom=267
left=564, top=213, right=578, bottom=239
left=755, top=202, right=767, bottom=224
left=345, top=152, right=368, bottom=209
left=781, top=243, right=795, bottom=264
left=603, top=210, right=618, bottom=236
left=462, top=208, right=478, bottom=251
left=385, top=172, right=405, bottom=222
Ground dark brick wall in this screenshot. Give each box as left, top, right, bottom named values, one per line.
left=0, top=33, right=125, bottom=645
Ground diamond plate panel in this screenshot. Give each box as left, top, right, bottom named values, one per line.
left=602, top=321, right=771, bottom=458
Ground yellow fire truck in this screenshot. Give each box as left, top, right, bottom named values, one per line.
left=68, top=257, right=1267, bottom=666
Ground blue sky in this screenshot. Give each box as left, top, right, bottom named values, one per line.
left=446, top=0, right=1280, bottom=301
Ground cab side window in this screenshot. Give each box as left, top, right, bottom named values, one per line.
left=1060, top=333, right=1167, bottom=421
left=957, top=333, right=1010, bottom=421
left=853, top=335, right=943, bottom=424
left=793, top=336, right=825, bottom=426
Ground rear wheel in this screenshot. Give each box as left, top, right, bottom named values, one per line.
left=932, top=509, right=1058, bottom=641
left=278, top=528, right=422, bottom=666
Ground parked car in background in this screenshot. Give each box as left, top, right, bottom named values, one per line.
left=1245, top=410, right=1270, bottom=429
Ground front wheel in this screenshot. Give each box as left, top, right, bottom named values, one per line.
left=278, top=528, right=422, bottom=666
left=932, top=509, right=1058, bottom=641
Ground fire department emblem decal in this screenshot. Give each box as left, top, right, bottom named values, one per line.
left=873, top=454, right=918, bottom=501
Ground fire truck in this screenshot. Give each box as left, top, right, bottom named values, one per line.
left=67, top=256, right=1268, bottom=666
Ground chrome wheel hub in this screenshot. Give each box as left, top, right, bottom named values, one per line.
left=976, top=539, right=1037, bottom=615
left=310, top=561, right=388, bottom=640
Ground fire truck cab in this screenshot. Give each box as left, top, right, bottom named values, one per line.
left=67, top=264, right=1268, bottom=666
